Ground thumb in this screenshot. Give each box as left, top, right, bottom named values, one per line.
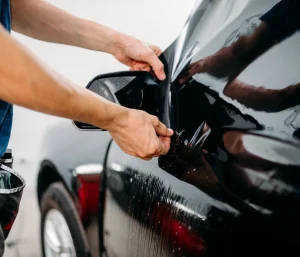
left=143, top=50, right=166, bottom=81
left=151, top=116, right=173, bottom=137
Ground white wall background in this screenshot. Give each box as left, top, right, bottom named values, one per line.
left=8, top=0, right=195, bottom=165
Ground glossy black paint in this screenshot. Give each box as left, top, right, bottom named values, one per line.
left=102, top=0, right=300, bottom=256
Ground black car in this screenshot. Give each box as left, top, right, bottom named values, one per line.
left=37, top=0, right=300, bottom=256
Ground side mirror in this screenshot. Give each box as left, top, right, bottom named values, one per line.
left=73, top=71, right=160, bottom=130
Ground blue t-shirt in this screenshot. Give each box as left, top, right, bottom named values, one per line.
left=0, top=0, right=13, bottom=158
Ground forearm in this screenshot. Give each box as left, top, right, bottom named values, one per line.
left=0, top=25, right=126, bottom=130
left=11, top=0, right=121, bottom=54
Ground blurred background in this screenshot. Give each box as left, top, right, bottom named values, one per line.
left=4, top=0, right=194, bottom=256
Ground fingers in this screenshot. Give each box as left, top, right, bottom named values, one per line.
left=140, top=118, right=172, bottom=158
left=148, top=44, right=163, bottom=56
left=145, top=136, right=170, bottom=157
left=128, top=43, right=165, bottom=80
left=146, top=117, right=173, bottom=157
left=151, top=116, right=173, bottom=136
left=158, top=136, right=171, bottom=155
left=112, top=110, right=172, bottom=160
left=130, top=61, right=151, bottom=72
left=141, top=157, right=153, bottom=161
left=142, top=49, right=166, bottom=81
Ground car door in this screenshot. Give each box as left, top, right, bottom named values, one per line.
left=101, top=0, right=300, bottom=256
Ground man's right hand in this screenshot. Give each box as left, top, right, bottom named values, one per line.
left=108, top=108, right=173, bottom=160
left=0, top=24, right=173, bottom=162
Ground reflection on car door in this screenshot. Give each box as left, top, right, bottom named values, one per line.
left=103, top=142, right=239, bottom=257
left=102, top=0, right=300, bottom=256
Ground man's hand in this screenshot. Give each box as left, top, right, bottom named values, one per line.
left=11, top=0, right=166, bottom=81
left=108, top=109, right=173, bottom=160
left=0, top=25, right=173, bottom=160
left=112, top=34, right=166, bottom=80
left=9, top=0, right=172, bottom=160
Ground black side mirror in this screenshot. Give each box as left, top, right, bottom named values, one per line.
left=73, top=71, right=160, bottom=130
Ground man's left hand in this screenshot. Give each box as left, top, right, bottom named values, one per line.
left=112, top=34, right=166, bottom=81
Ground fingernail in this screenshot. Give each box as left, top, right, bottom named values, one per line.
left=168, top=128, right=174, bottom=135
left=160, top=73, right=166, bottom=80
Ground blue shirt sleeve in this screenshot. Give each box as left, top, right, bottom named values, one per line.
left=0, top=0, right=11, bottom=32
